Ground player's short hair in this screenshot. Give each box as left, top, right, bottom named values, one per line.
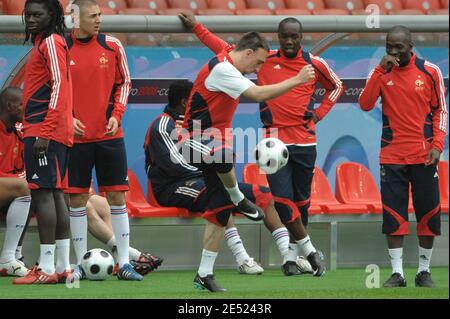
left=387, top=25, right=412, bottom=42
left=168, top=80, right=193, bottom=108
left=235, top=32, right=270, bottom=52
left=71, top=0, right=98, bottom=10
left=278, top=17, right=303, bottom=34
left=0, top=87, right=22, bottom=111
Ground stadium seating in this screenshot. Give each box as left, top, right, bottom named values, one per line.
left=126, top=169, right=189, bottom=217
left=363, top=0, right=403, bottom=12
left=441, top=0, right=449, bottom=8
left=311, top=167, right=369, bottom=214
left=157, top=8, right=194, bottom=15
left=4, top=0, right=24, bottom=15
left=197, top=8, right=234, bottom=15
left=96, top=0, right=128, bottom=12
left=389, top=8, right=424, bottom=13
left=235, top=8, right=272, bottom=15
left=167, top=0, right=208, bottom=14
left=245, top=0, right=285, bottom=13
left=101, top=6, right=119, bottom=14
left=438, top=161, right=449, bottom=213
left=325, top=0, right=365, bottom=13
left=428, top=8, right=450, bottom=13
left=335, top=162, right=383, bottom=213
left=403, top=0, right=441, bottom=12
left=119, top=8, right=156, bottom=14
left=127, top=0, right=168, bottom=10
left=207, top=0, right=247, bottom=12
left=352, top=8, right=388, bottom=14
left=285, top=0, right=325, bottom=11
left=313, top=8, right=349, bottom=14
left=275, top=9, right=312, bottom=15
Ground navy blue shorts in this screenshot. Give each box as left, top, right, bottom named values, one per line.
left=67, top=138, right=129, bottom=193
left=266, top=145, right=316, bottom=226
left=381, top=164, right=441, bottom=236
left=155, top=176, right=272, bottom=227
left=24, top=137, right=69, bottom=190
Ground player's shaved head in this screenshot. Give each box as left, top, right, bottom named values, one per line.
left=0, top=87, right=22, bottom=110
left=387, top=25, right=412, bottom=43
left=278, top=17, right=303, bottom=34
left=71, top=0, right=98, bottom=11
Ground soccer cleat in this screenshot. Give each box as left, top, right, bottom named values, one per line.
left=117, top=263, right=144, bottom=281
left=71, top=265, right=86, bottom=281
left=131, top=252, right=164, bottom=276
left=306, top=251, right=326, bottom=277
left=112, top=263, right=119, bottom=276
left=383, top=273, right=407, bottom=287
left=12, top=266, right=58, bottom=285
left=0, top=259, right=30, bottom=277
left=57, top=270, right=74, bottom=284
left=238, top=258, right=264, bottom=275
left=415, top=271, right=435, bottom=288
left=193, top=273, right=226, bottom=292
left=235, top=198, right=265, bottom=221
left=281, top=261, right=303, bottom=276
left=296, top=256, right=314, bottom=274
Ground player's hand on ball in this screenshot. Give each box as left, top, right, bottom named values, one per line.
left=380, top=54, right=399, bottom=72
left=425, top=148, right=441, bottom=166
left=105, top=117, right=119, bottom=136
left=178, top=12, right=197, bottom=29
left=73, top=118, right=86, bottom=137
left=298, top=64, right=315, bottom=84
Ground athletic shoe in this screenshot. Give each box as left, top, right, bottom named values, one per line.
left=57, top=270, right=74, bottom=284
left=383, top=273, right=407, bottom=287
left=415, top=271, right=435, bottom=288
left=281, top=261, right=302, bottom=276
left=238, top=258, right=264, bottom=275
left=0, top=259, right=30, bottom=277
left=112, top=263, right=119, bottom=276
left=71, top=265, right=86, bottom=281
left=12, top=266, right=58, bottom=285
left=306, top=251, right=326, bottom=277
left=235, top=198, right=265, bottom=221
left=117, top=263, right=144, bottom=281
left=193, top=273, right=226, bottom=292
left=131, top=252, right=164, bottom=276
left=296, top=256, right=314, bottom=274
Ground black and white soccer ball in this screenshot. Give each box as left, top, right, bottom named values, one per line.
left=254, top=138, right=289, bottom=174
left=81, top=248, right=115, bottom=281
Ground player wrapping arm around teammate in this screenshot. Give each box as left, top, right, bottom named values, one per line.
left=359, top=26, right=447, bottom=288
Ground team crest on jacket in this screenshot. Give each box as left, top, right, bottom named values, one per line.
left=99, top=53, right=109, bottom=68
left=415, top=76, right=425, bottom=91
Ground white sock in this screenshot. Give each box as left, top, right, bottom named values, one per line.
left=224, top=183, right=245, bottom=205
left=55, top=239, right=71, bottom=273
left=418, top=246, right=433, bottom=274
left=388, top=248, right=404, bottom=277
left=224, top=227, right=250, bottom=265
left=297, top=235, right=316, bottom=257
left=106, top=236, right=116, bottom=249
left=15, top=246, right=23, bottom=260
left=129, top=247, right=141, bottom=261
left=286, top=242, right=299, bottom=262
left=69, top=207, right=87, bottom=265
left=271, top=227, right=290, bottom=263
left=198, top=249, right=218, bottom=277
left=110, top=205, right=130, bottom=267
left=0, top=196, right=30, bottom=263
left=38, top=244, right=55, bottom=275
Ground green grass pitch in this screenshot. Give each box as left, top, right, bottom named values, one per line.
left=0, top=267, right=448, bottom=299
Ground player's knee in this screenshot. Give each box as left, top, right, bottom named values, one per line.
left=69, top=193, right=90, bottom=208
left=106, top=191, right=125, bottom=206
left=11, top=180, right=30, bottom=198
left=274, top=201, right=294, bottom=224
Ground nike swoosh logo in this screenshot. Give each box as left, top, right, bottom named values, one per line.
left=242, top=211, right=260, bottom=219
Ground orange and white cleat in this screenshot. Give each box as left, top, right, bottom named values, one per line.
left=12, top=266, right=58, bottom=285
left=57, top=270, right=74, bottom=284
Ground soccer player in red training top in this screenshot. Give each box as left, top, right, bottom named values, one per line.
left=178, top=27, right=315, bottom=288
left=179, top=14, right=337, bottom=276
left=65, top=0, right=143, bottom=281
left=14, top=0, right=73, bottom=285
left=359, top=26, right=447, bottom=288
left=0, top=88, right=31, bottom=278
